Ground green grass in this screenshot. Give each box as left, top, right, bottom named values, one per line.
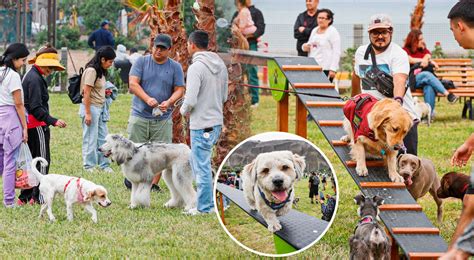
left=0, top=93, right=471, bottom=258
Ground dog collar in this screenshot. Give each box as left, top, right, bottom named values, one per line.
left=461, top=183, right=470, bottom=194
left=64, top=178, right=85, bottom=202
left=257, top=186, right=293, bottom=210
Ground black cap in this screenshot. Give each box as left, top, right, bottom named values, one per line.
left=154, top=34, right=172, bottom=49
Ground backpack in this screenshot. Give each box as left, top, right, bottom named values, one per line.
left=67, top=67, right=99, bottom=104
left=312, top=175, right=320, bottom=186
left=67, top=67, right=84, bottom=104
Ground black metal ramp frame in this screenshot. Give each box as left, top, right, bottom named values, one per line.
left=270, top=55, right=447, bottom=258
left=216, top=183, right=329, bottom=250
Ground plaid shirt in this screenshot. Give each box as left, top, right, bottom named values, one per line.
left=321, top=197, right=336, bottom=221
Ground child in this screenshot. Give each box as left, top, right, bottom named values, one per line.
left=234, top=0, right=257, bottom=37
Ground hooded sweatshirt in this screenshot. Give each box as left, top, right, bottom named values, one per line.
left=180, top=52, right=228, bottom=130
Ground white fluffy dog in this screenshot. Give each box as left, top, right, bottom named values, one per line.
left=413, top=97, right=432, bottom=126
left=31, top=157, right=111, bottom=223
left=99, top=134, right=196, bottom=210
left=241, top=151, right=306, bottom=232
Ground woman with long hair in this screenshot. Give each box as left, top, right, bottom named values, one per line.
left=0, top=43, right=29, bottom=207
left=18, top=44, right=67, bottom=205
left=302, top=8, right=341, bottom=82
left=403, top=29, right=458, bottom=117
left=80, top=46, right=116, bottom=172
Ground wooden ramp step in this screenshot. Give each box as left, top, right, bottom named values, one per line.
left=379, top=204, right=422, bottom=211
left=306, top=101, right=346, bottom=107
left=292, top=82, right=335, bottom=89
left=392, top=227, right=440, bottom=235
left=408, top=252, right=445, bottom=259
left=282, top=65, right=322, bottom=71
left=318, top=120, right=343, bottom=127
left=360, top=182, right=406, bottom=189
left=331, top=140, right=349, bottom=146
left=436, top=67, right=474, bottom=71
left=346, top=160, right=385, bottom=167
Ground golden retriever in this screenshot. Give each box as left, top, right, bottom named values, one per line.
left=342, top=98, right=413, bottom=182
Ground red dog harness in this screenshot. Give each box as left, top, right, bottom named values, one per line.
left=64, top=177, right=85, bottom=202
left=343, top=93, right=378, bottom=142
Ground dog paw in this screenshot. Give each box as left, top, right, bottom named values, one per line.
left=356, top=166, right=368, bottom=177
left=128, top=204, right=137, bottom=210
left=164, top=200, right=179, bottom=208
left=267, top=222, right=282, bottom=232
left=92, top=217, right=98, bottom=223
left=340, top=135, right=351, bottom=143
left=390, top=174, right=404, bottom=183
left=49, top=217, right=56, bottom=222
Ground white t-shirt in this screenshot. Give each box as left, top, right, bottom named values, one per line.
left=0, top=67, right=23, bottom=106
left=354, top=43, right=418, bottom=119
left=305, top=26, right=341, bottom=71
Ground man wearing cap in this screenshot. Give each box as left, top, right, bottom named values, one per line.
left=88, top=20, right=115, bottom=51
left=352, top=14, right=419, bottom=155
left=19, top=45, right=67, bottom=205
left=126, top=33, right=185, bottom=190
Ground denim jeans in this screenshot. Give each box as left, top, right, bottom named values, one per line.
left=190, top=125, right=222, bottom=213
left=415, top=71, right=447, bottom=112
left=79, top=104, right=109, bottom=169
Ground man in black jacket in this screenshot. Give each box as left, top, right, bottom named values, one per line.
left=293, top=0, right=319, bottom=56
left=232, top=0, right=265, bottom=107
left=18, top=46, right=67, bottom=205
left=88, top=20, right=115, bottom=51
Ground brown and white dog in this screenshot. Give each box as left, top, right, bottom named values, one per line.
left=241, top=151, right=306, bottom=232
left=397, top=154, right=442, bottom=222
left=437, top=172, right=471, bottom=200
left=31, top=157, right=111, bottom=223
left=342, top=95, right=413, bottom=182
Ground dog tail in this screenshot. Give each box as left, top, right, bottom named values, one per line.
left=31, top=157, right=48, bottom=181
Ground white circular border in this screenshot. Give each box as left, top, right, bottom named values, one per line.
left=213, top=131, right=340, bottom=257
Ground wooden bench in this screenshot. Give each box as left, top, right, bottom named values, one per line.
left=410, top=58, right=474, bottom=119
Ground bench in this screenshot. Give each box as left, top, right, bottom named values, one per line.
left=410, top=58, right=474, bottom=119
left=216, top=183, right=329, bottom=254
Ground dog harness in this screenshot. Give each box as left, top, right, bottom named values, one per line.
left=64, top=178, right=85, bottom=202
left=257, top=186, right=293, bottom=210
left=343, top=93, right=378, bottom=143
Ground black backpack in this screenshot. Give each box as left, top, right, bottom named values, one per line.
left=67, top=67, right=84, bottom=104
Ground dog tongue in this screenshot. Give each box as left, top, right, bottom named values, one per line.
left=405, top=176, right=413, bottom=186
left=271, top=191, right=288, bottom=202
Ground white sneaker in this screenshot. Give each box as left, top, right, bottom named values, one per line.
left=250, top=103, right=259, bottom=108
left=84, top=168, right=95, bottom=173
left=183, top=207, right=214, bottom=216
left=102, top=167, right=114, bottom=173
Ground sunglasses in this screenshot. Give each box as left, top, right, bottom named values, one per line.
left=370, top=30, right=392, bottom=37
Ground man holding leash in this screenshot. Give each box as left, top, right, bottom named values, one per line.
left=127, top=33, right=185, bottom=191
left=181, top=30, right=228, bottom=215
left=441, top=1, right=474, bottom=259
left=352, top=14, right=419, bottom=155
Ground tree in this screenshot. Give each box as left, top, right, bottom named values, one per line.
left=410, top=0, right=425, bottom=30
left=79, top=0, right=124, bottom=33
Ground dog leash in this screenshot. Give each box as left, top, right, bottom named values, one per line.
left=231, top=82, right=349, bottom=100
left=136, top=98, right=185, bottom=149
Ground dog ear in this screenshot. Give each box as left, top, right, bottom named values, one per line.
left=397, top=154, right=404, bottom=168
left=354, top=193, right=365, bottom=205
left=243, top=159, right=257, bottom=188
left=367, top=99, right=392, bottom=130
left=414, top=157, right=422, bottom=176
left=84, top=190, right=96, bottom=202
left=292, top=153, right=306, bottom=180
left=372, top=195, right=384, bottom=206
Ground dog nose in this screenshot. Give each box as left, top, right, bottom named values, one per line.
left=272, top=178, right=284, bottom=187
left=393, top=144, right=401, bottom=150
left=98, top=147, right=103, bottom=152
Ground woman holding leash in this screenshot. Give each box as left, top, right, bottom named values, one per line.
left=18, top=45, right=67, bottom=205
left=80, top=46, right=116, bottom=173
left=0, top=43, right=29, bottom=208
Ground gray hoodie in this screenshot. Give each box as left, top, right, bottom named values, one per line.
left=180, top=52, right=228, bottom=130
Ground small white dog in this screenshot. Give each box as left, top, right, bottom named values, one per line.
left=31, top=157, right=111, bottom=223
left=241, top=151, right=305, bottom=232
left=413, top=97, right=432, bottom=126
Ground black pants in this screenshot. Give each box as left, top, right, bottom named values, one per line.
left=19, top=126, right=50, bottom=203
left=402, top=123, right=418, bottom=156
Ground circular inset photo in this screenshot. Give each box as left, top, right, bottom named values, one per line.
left=214, top=132, right=338, bottom=257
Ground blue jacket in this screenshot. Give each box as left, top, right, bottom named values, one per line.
left=88, top=28, right=115, bottom=50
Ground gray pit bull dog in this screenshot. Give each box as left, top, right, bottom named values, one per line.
left=397, top=154, right=443, bottom=222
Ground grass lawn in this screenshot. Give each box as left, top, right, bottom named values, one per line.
left=0, top=93, right=471, bottom=258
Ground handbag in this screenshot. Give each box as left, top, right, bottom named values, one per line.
left=363, top=44, right=397, bottom=97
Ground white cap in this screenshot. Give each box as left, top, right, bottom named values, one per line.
left=368, top=14, right=393, bottom=31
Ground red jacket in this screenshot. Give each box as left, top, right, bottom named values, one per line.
left=343, top=93, right=378, bottom=142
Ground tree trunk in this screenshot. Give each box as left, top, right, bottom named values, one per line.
left=410, top=0, right=425, bottom=31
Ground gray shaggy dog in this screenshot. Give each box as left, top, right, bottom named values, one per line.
left=99, top=134, right=196, bottom=210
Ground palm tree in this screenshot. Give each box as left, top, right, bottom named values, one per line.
left=124, top=0, right=189, bottom=144
left=410, top=0, right=425, bottom=30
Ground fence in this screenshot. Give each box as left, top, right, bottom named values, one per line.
left=261, top=23, right=469, bottom=57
